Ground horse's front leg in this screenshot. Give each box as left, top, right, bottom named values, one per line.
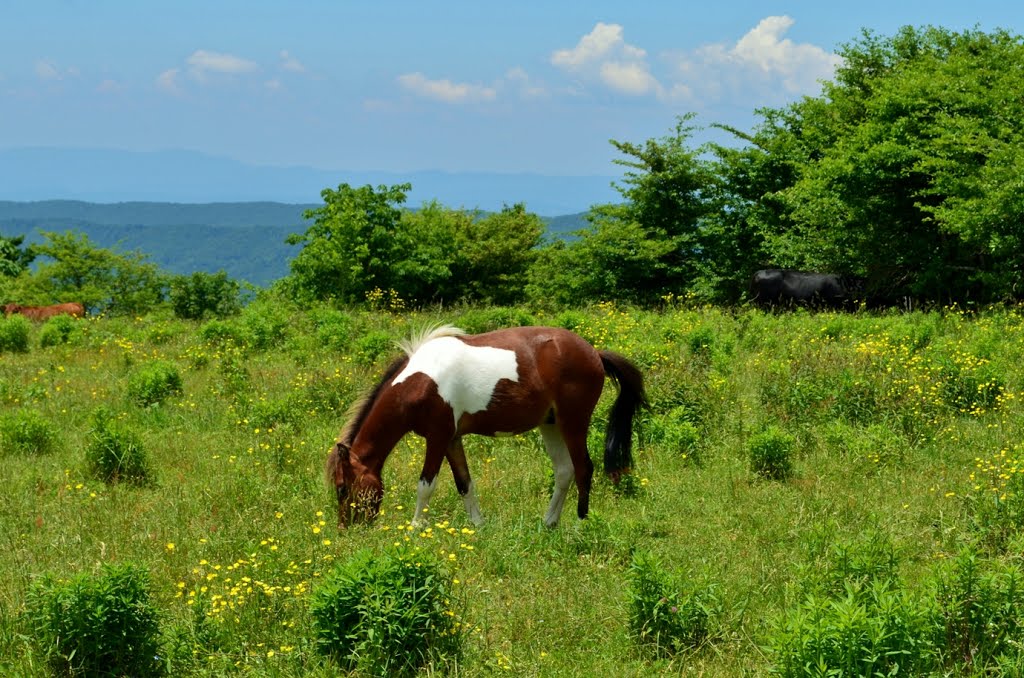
left=446, top=437, right=483, bottom=526
left=412, top=438, right=447, bottom=527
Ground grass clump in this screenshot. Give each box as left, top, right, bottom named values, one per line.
left=126, top=360, right=183, bottom=407
left=749, top=425, right=795, bottom=480
left=0, top=313, right=30, bottom=353
left=25, top=562, right=163, bottom=677
left=628, top=551, right=719, bottom=658
left=86, top=407, right=152, bottom=484
left=0, top=408, right=57, bottom=456
left=38, top=314, right=82, bottom=348
left=311, top=545, right=463, bottom=677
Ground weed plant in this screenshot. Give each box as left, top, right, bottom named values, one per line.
left=0, top=407, right=57, bottom=455
left=310, top=545, right=463, bottom=676
left=126, top=360, right=184, bottom=407
left=25, top=562, right=163, bottom=677
left=0, top=313, right=30, bottom=353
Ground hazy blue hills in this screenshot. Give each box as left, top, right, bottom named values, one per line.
left=0, top=200, right=589, bottom=288
left=0, top=148, right=618, bottom=216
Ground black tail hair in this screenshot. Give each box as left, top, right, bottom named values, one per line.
left=599, top=350, right=648, bottom=479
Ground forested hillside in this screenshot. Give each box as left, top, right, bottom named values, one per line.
left=0, top=201, right=588, bottom=287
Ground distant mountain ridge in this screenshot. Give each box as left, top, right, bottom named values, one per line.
left=0, top=200, right=589, bottom=287
left=0, top=148, right=618, bottom=216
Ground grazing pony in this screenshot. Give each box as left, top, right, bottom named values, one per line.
left=4, top=302, right=85, bottom=321
left=325, top=325, right=647, bottom=529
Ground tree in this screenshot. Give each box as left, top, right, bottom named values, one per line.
left=0, top=234, right=34, bottom=278
left=450, top=204, right=544, bottom=305
left=169, top=271, right=241, bottom=319
left=286, top=183, right=412, bottom=304
left=528, top=116, right=715, bottom=305
left=723, top=26, right=1024, bottom=303
left=25, top=231, right=166, bottom=314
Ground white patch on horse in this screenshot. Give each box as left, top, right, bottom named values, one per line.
left=392, top=336, right=519, bottom=425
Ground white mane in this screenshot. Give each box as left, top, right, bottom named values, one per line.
left=396, top=324, right=465, bottom=356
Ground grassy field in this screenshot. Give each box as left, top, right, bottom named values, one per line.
left=2, top=300, right=1024, bottom=676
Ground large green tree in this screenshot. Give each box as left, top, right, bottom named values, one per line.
left=287, top=183, right=546, bottom=306
left=21, top=231, right=165, bottom=314
left=726, top=26, right=1024, bottom=303
left=529, top=116, right=714, bottom=305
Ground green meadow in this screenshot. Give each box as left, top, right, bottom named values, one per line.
left=2, top=301, right=1024, bottom=676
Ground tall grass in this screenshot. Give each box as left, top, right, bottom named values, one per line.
left=1, top=302, right=1024, bottom=675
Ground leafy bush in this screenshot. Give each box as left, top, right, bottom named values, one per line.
left=936, top=357, right=1004, bottom=414
left=934, top=550, right=1024, bottom=671
left=768, top=580, right=939, bottom=677
left=38, top=314, right=81, bottom=348
left=749, top=426, right=795, bottom=480
left=311, top=308, right=356, bottom=351
left=354, top=330, right=396, bottom=366
left=0, top=408, right=57, bottom=456
left=310, top=546, right=463, bottom=677
left=198, top=319, right=247, bottom=347
left=238, top=301, right=291, bottom=351
left=628, top=551, right=719, bottom=657
left=455, top=306, right=536, bottom=335
left=126, top=360, right=183, bottom=407
left=25, top=562, right=163, bottom=677
left=649, top=406, right=704, bottom=464
left=86, top=408, right=152, bottom=484
left=0, top=313, right=30, bottom=353
left=169, top=270, right=241, bottom=320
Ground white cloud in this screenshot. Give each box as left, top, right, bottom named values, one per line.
left=503, top=67, right=546, bottom=99
left=279, top=50, right=305, bottom=73
left=674, top=16, right=841, bottom=99
left=186, top=49, right=258, bottom=81
left=397, top=72, right=497, bottom=103
left=96, top=79, right=123, bottom=94
left=551, top=23, right=662, bottom=97
left=34, top=60, right=78, bottom=81
left=156, top=68, right=183, bottom=95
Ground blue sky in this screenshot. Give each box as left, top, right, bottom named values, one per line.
left=4, top=1, right=1024, bottom=177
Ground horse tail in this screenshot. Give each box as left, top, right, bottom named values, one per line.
left=599, top=350, right=648, bottom=481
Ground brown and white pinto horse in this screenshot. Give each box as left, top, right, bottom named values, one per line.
left=4, top=302, right=85, bottom=321
left=326, top=325, right=647, bottom=529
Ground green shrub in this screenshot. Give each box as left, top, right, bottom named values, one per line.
left=936, top=358, right=1004, bottom=414
left=768, top=580, right=939, bottom=677
left=38, top=314, right=81, bottom=348
left=934, top=550, right=1024, bottom=671
left=0, top=408, right=57, bottom=455
left=749, top=426, right=795, bottom=480
left=456, top=306, right=536, bottom=335
left=238, top=301, right=291, bottom=351
left=169, top=270, right=241, bottom=320
left=198, top=319, right=246, bottom=347
left=126, top=360, right=183, bottom=407
left=649, top=406, right=704, bottom=464
left=628, top=551, right=719, bottom=657
left=25, top=562, right=163, bottom=677
left=312, top=308, right=356, bottom=351
left=310, top=546, right=463, bottom=677
left=354, top=330, right=396, bottom=366
left=86, top=408, right=152, bottom=484
left=0, top=314, right=30, bottom=353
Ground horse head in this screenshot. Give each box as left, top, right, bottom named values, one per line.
left=3, top=303, right=21, bottom=316
left=326, top=440, right=383, bottom=528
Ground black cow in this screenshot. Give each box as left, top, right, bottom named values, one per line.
left=750, top=269, right=859, bottom=309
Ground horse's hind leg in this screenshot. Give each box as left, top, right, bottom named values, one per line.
left=539, top=423, right=575, bottom=527
left=447, top=437, right=484, bottom=526
left=558, top=420, right=594, bottom=521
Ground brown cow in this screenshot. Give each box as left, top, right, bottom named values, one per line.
left=3, top=302, right=86, bottom=321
